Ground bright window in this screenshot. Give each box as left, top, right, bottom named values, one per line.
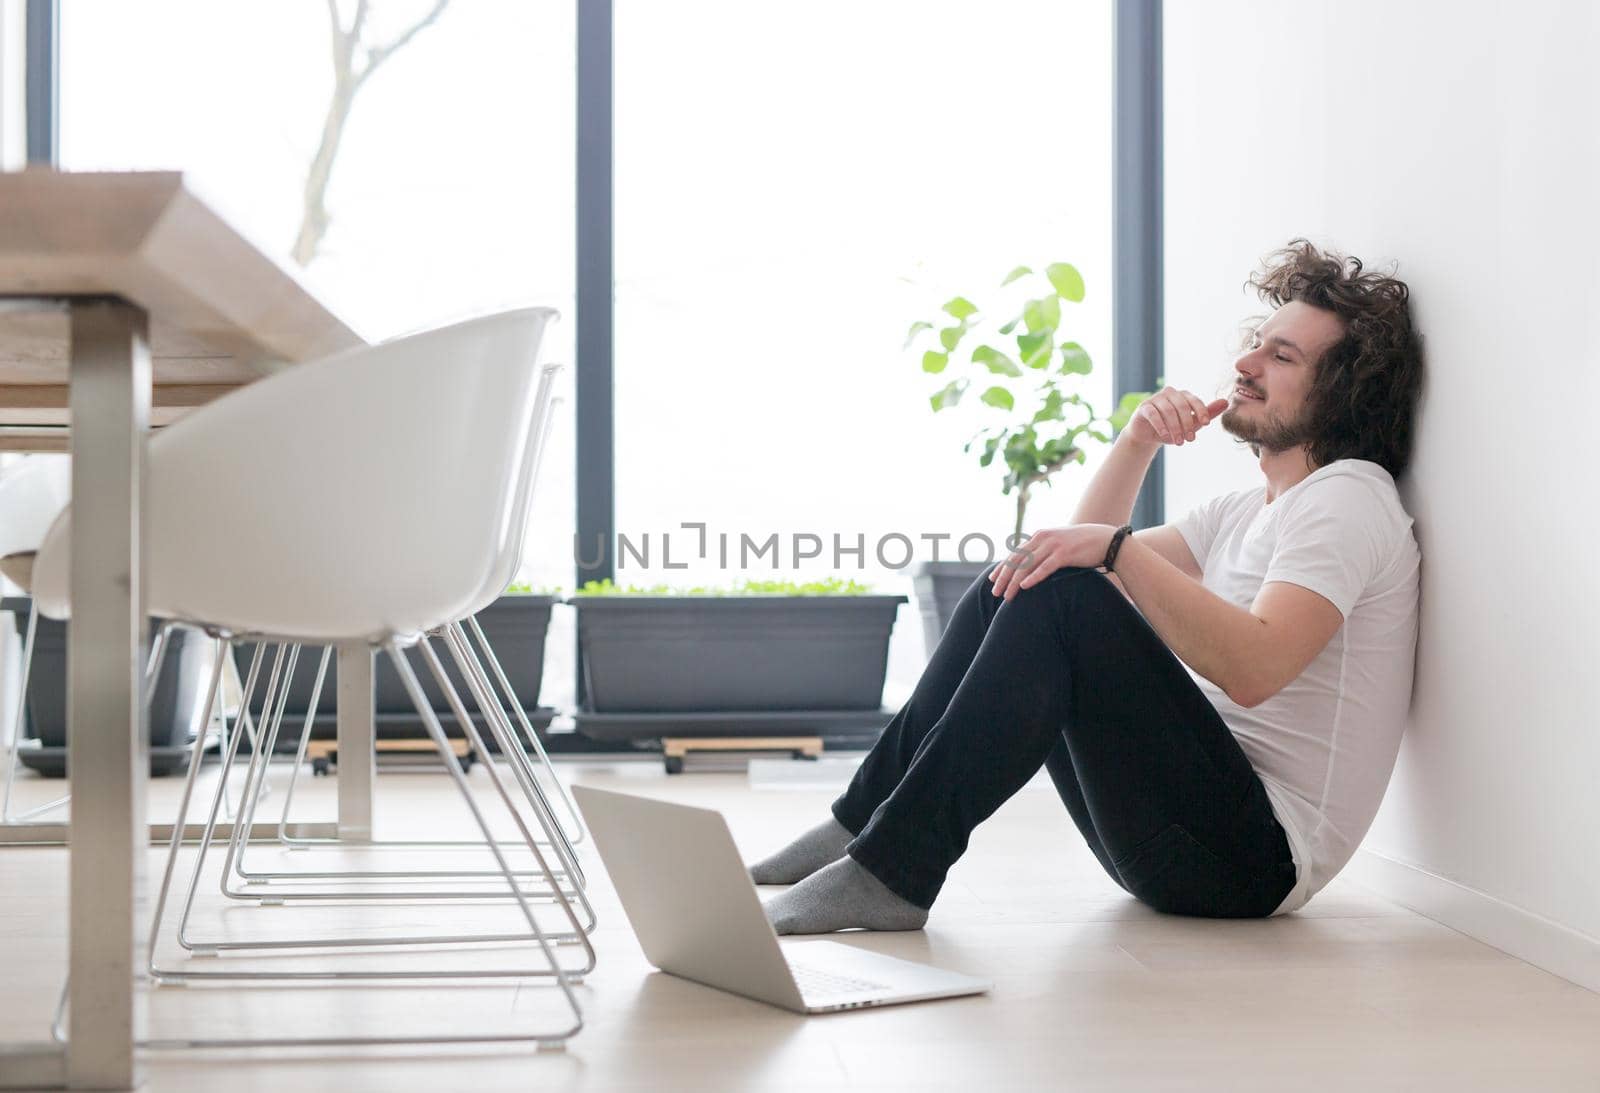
left=614, top=0, right=1114, bottom=699
left=60, top=0, right=581, bottom=708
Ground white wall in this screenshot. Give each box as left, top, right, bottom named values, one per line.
left=1162, top=0, right=1600, bottom=982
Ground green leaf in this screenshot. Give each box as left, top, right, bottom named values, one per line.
left=1003, top=428, right=1039, bottom=473
left=1023, top=295, right=1061, bottom=334
left=971, top=345, right=1023, bottom=377
left=1004, top=440, right=1039, bottom=482
left=980, top=386, right=1015, bottom=411
left=1017, top=330, right=1053, bottom=369
left=1001, top=265, right=1033, bottom=286
left=1108, top=390, right=1150, bottom=431
left=942, top=296, right=978, bottom=321
left=1046, top=262, right=1085, bottom=302
left=1059, top=341, right=1092, bottom=374
left=1086, top=429, right=1111, bottom=443
left=1040, top=436, right=1076, bottom=465
left=922, top=350, right=949, bottom=374
left=930, top=379, right=967, bottom=411
left=903, top=320, right=933, bottom=349
left=1031, top=388, right=1066, bottom=424
left=978, top=435, right=1002, bottom=467
left=997, top=313, right=1023, bottom=335
left=938, top=325, right=964, bottom=352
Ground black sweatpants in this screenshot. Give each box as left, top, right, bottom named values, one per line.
left=833, top=565, right=1297, bottom=916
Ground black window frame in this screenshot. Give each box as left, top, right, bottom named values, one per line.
left=35, top=0, right=1162, bottom=715
left=24, top=0, right=58, bottom=165
left=574, top=0, right=1164, bottom=581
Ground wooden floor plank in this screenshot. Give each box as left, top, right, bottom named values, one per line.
left=2, top=759, right=1596, bottom=1090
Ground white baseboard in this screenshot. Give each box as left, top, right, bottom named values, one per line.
left=1346, top=848, right=1600, bottom=995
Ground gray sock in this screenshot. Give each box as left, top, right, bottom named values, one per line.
left=748, top=815, right=854, bottom=886
left=762, top=856, right=930, bottom=935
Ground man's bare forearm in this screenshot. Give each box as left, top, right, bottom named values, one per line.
left=1070, top=433, right=1160, bottom=527
left=1107, top=537, right=1268, bottom=705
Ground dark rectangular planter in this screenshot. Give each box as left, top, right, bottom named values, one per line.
left=572, top=708, right=894, bottom=747
left=230, top=594, right=556, bottom=749
left=2, top=596, right=205, bottom=777
left=911, top=561, right=991, bottom=654
left=571, top=594, right=907, bottom=714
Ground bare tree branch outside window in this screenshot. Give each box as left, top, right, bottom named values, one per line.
left=292, top=0, right=452, bottom=266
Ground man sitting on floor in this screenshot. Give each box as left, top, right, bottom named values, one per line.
left=751, top=238, right=1425, bottom=933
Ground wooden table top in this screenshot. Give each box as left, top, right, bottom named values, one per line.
left=0, top=169, right=366, bottom=449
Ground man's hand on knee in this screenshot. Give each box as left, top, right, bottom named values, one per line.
left=988, top=524, right=1120, bottom=601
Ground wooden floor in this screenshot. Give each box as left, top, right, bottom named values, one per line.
left=2, top=757, right=1598, bottom=1091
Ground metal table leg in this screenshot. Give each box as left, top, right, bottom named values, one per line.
left=335, top=642, right=374, bottom=842
left=66, top=300, right=150, bottom=1089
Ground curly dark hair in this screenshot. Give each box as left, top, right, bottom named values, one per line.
left=1244, top=238, right=1424, bottom=478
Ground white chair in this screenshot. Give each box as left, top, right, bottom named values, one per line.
left=200, top=363, right=591, bottom=912
left=0, top=456, right=72, bottom=824
left=187, top=364, right=598, bottom=947
left=33, top=307, right=585, bottom=1050
left=0, top=457, right=263, bottom=827
left=230, top=364, right=584, bottom=884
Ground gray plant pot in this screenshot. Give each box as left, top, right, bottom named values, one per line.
left=571, top=595, right=907, bottom=715
left=2, top=596, right=204, bottom=777
left=230, top=594, right=556, bottom=749
left=911, top=561, right=992, bottom=655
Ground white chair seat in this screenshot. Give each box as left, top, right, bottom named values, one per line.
left=0, top=456, right=70, bottom=593
left=26, top=307, right=586, bottom=1049
left=32, top=308, right=555, bottom=639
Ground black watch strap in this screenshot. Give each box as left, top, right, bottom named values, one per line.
left=1102, top=524, right=1134, bottom=572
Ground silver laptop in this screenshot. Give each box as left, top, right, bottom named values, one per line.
left=572, top=784, right=990, bottom=1014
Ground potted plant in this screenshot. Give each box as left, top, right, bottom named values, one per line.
left=903, top=262, right=1149, bottom=650
left=230, top=583, right=560, bottom=753
left=568, top=577, right=906, bottom=748
left=2, top=596, right=207, bottom=777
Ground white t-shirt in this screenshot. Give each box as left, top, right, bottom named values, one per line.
left=1172, top=458, right=1420, bottom=914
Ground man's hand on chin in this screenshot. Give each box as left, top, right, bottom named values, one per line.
left=1124, top=387, right=1232, bottom=449
left=988, top=524, right=1119, bottom=601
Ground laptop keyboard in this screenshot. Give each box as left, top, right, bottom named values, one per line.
left=790, top=964, right=889, bottom=998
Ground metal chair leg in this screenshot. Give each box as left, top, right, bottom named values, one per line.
left=427, top=631, right=597, bottom=937
left=446, top=620, right=584, bottom=876
left=440, top=623, right=592, bottom=911
left=275, top=643, right=331, bottom=846
left=267, top=640, right=569, bottom=855
left=1, top=599, right=68, bottom=823
left=87, top=638, right=584, bottom=1050
left=243, top=634, right=584, bottom=894
left=159, top=640, right=592, bottom=956
left=225, top=642, right=571, bottom=897
left=143, top=639, right=589, bottom=995
left=217, top=633, right=271, bottom=823
left=169, top=643, right=283, bottom=952
left=464, top=612, right=586, bottom=846
left=217, top=644, right=301, bottom=895
left=146, top=636, right=235, bottom=980
left=224, top=662, right=579, bottom=900
left=3, top=611, right=181, bottom=825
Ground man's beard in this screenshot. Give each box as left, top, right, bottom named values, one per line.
left=1219, top=396, right=1317, bottom=456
